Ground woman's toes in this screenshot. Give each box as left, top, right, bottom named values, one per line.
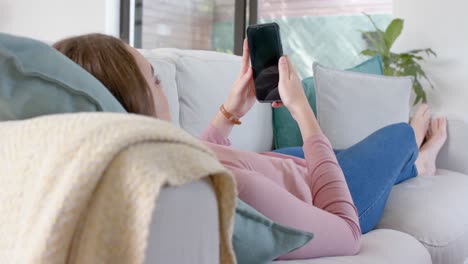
left=410, top=104, right=432, bottom=148
left=424, top=107, right=431, bottom=119
left=424, top=117, right=448, bottom=151
left=437, top=117, right=448, bottom=140
left=433, top=117, right=447, bottom=137
left=431, top=117, right=438, bottom=132
left=417, top=116, right=448, bottom=177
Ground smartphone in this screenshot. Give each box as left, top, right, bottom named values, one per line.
left=247, top=22, right=283, bottom=103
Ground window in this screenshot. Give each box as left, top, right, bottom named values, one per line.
left=123, top=0, right=393, bottom=77
left=257, top=0, right=393, bottom=78
left=129, top=0, right=236, bottom=53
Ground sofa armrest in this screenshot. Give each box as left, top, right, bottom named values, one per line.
left=144, top=178, right=220, bottom=264
left=436, top=118, right=468, bottom=175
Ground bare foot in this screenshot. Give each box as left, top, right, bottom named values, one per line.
left=415, top=117, right=448, bottom=176
left=410, top=104, right=431, bottom=148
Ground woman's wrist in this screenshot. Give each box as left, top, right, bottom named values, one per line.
left=223, top=101, right=242, bottom=118
left=219, top=104, right=241, bottom=125
left=292, top=106, right=322, bottom=140
left=211, top=110, right=235, bottom=139
left=289, top=102, right=312, bottom=121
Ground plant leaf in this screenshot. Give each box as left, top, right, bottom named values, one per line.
left=402, top=65, right=417, bottom=76
left=359, top=14, right=434, bottom=104
left=361, top=49, right=378, bottom=57
left=400, top=53, right=424, bottom=61
left=408, top=49, right=425, bottom=54
left=414, top=63, right=435, bottom=88
left=426, top=48, right=437, bottom=57
left=360, top=30, right=386, bottom=55
left=412, top=80, right=427, bottom=105
left=364, top=13, right=385, bottom=37
left=409, top=48, right=437, bottom=57
left=412, top=55, right=424, bottom=60
left=363, top=13, right=389, bottom=54
left=384, top=19, right=404, bottom=50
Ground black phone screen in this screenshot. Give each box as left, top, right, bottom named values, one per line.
left=247, top=23, right=283, bottom=102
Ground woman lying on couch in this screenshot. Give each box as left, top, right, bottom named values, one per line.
left=54, top=34, right=447, bottom=260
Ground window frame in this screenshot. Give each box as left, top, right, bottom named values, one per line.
left=120, top=0, right=257, bottom=54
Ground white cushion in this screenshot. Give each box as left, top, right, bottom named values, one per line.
left=139, top=49, right=180, bottom=127
left=273, top=229, right=431, bottom=264
left=377, top=169, right=468, bottom=264
left=313, top=63, right=412, bottom=149
left=173, top=49, right=273, bottom=152
left=437, top=118, right=468, bottom=175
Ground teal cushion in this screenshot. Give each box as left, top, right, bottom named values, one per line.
left=0, top=33, right=126, bottom=120
left=272, top=55, right=384, bottom=149
left=233, top=199, right=313, bottom=264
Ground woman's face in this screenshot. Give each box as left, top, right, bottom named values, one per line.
left=127, top=46, right=171, bottom=122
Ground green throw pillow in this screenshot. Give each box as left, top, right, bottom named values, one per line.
left=233, top=199, right=313, bottom=264
left=272, top=55, right=384, bottom=149
left=0, top=33, right=126, bottom=120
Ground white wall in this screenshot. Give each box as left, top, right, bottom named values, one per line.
left=0, top=0, right=120, bottom=43
left=394, top=0, right=468, bottom=120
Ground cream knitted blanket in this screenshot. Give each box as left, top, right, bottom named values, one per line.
left=0, top=113, right=237, bottom=264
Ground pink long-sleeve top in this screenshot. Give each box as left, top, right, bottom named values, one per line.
left=200, top=124, right=361, bottom=260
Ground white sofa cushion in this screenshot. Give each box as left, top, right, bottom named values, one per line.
left=145, top=179, right=219, bottom=264
left=437, top=118, right=468, bottom=175
left=313, top=63, right=412, bottom=150
left=377, top=169, right=468, bottom=264
left=273, top=229, right=431, bottom=264
left=138, top=49, right=180, bottom=127
left=172, top=49, right=273, bottom=152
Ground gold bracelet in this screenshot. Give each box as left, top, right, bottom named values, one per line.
left=219, top=104, right=241, bottom=125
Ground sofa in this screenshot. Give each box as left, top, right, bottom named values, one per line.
left=140, top=48, right=468, bottom=264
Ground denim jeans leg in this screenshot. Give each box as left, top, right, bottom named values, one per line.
left=273, top=123, right=419, bottom=233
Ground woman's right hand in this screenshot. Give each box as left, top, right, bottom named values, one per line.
left=272, top=56, right=310, bottom=120
left=273, top=56, right=321, bottom=139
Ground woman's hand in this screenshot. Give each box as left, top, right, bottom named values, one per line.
left=272, top=56, right=309, bottom=119
left=223, top=39, right=256, bottom=118
left=272, top=56, right=321, bottom=139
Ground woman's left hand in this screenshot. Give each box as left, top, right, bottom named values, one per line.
left=223, top=39, right=256, bottom=118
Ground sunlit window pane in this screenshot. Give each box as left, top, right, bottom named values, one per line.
left=141, top=0, right=235, bottom=54
left=258, top=0, right=393, bottom=78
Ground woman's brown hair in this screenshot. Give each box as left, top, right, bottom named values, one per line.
left=54, top=33, right=155, bottom=116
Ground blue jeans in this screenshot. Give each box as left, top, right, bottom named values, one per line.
left=272, top=123, right=419, bottom=234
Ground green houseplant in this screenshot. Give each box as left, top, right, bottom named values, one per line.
left=360, top=14, right=436, bottom=104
